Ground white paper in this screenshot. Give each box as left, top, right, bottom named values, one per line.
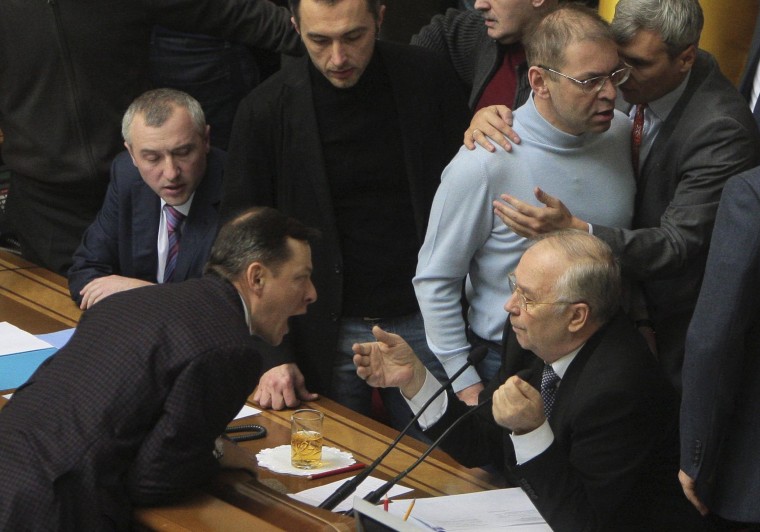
left=386, top=488, right=551, bottom=531
left=234, top=404, right=261, bottom=419
left=290, top=475, right=413, bottom=514
left=0, top=322, right=53, bottom=357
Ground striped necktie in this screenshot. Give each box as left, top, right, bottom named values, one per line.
left=163, top=205, right=185, bottom=283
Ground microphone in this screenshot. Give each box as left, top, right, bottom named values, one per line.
left=361, top=367, right=534, bottom=505
left=363, top=397, right=492, bottom=504
left=318, top=345, right=489, bottom=511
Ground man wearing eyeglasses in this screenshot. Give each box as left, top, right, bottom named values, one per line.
left=470, top=0, right=760, bottom=393
left=414, top=3, right=635, bottom=405
left=357, top=231, right=708, bottom=529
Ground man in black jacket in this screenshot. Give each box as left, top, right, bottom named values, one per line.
left=222, top=0, right=469, bottom=433
left=354, top=231, right=707, bottom=531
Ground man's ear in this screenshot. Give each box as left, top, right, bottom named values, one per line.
left=291, top=16, right=300, bottom=35
left=676, top=43, right=697, bottom=73
left=376, top=4, right=386, bottom=31
left=202, top=124, right=211, bottom=154
left=529, top=66, right=550, bottom=98
left=567, top=303, right=590, bottom=333
left=124, top=142, right=138, bottom=167
left=245, top=262, right=266, bottom=296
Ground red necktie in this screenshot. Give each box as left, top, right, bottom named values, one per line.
left=631, top=104, right=647, bottom=177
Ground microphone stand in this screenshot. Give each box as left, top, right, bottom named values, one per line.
left=318, top=346, right=488, bottom=511
left=361, top=398, right=492, bottom=505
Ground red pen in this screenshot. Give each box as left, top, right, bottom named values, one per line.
left=307, top=462, right=366, bottom=480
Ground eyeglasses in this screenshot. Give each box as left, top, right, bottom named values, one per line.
left=507, top=272, right=568, bottom=312
left=537, top=64, right=632, bottom=94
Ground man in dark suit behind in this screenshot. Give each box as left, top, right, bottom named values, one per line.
left=68, top=89, right=223, bottom=309
left=222, top=0, right=470, bottom=430
left=354, top=231, right=707, bottom=531
left=679, top=167, right=760, bottom=528
left=480, top=0, right=760, bottom=392
left=0, top=207, right=317, bottom=529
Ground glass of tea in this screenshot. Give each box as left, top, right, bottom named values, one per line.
left=291, top=409, right=324, bottom=469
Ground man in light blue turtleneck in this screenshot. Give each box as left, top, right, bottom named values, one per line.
left=414, top=4, right=635, bottom=405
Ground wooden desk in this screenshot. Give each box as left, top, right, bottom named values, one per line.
left=0, top=251, right=81, bottom=334
left=0, top=250, right=502, bottom=530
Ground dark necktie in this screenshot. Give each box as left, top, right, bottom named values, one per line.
left=540, top=364, right=561, bottom=419
left=164, top=205, right=185, bottom=283
left=631, top=103, right=647, bottom=177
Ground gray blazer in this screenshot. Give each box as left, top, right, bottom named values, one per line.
left=681, top=168, right=760, bottom=523
left=594, top=51, right=760, bottom=389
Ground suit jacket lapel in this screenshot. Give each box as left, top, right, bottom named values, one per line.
left=174, top=165, right=222, bottom=281
left=132, top=181, right=160, bottom=279
left=638, top=53, right=709, bottom=197
left=280, top=58, right=339, bottom=235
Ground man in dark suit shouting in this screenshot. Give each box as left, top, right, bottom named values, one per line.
left=0, top=207, right=317, bottom=529
left=68, top=89, right=224, bottom=309
left=354, top=231, right=706, bottom=531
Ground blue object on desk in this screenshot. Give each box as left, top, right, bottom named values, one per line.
left=0, top=328, right=74, bottom=390
left=0, top=347, right=57, bottom=389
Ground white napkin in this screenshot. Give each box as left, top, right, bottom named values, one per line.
left=256, top=445, right=355, bottom=476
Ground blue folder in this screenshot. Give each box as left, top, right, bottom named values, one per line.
left=0, top=328, right=75, bottom=390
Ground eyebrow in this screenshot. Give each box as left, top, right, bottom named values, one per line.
left=305, top=25, right=368, bottom=40
left=139, top=143, right=195, bottom=156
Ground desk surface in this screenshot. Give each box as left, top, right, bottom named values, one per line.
left=0, top=251, right=502, bottom=530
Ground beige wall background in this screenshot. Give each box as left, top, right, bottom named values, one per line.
left=598, top=0, right=760, bottom=84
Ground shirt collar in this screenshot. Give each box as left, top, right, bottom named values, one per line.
left=238, top=293, right=253, bottom=334
left=549, top=344, right=583, bottom=380
left=160, top=192, right=195, bottom=216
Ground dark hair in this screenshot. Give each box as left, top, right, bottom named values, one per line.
left=524, top=3, right=613, bottom=70
left=205, top=207, right=320, bottom=280
left=289, top=0, right=382, bottom=25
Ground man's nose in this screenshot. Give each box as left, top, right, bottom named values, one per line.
left=330, top=42, right=347, bottom=66
left=162, top=156, right=180, bottom=180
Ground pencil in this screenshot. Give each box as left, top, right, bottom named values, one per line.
left=307, top=462, right=366, bottom=480
left=402, top=499, right=416, bottom=521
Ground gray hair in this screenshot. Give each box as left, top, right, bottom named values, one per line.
left=524, top=3, right=613, bottom=71
left=611, top=0, right=704, bottom=57
left=121, top=88, right=206, bottom=144
left=206, top=207, right=320, bottom=281
left=535, top=230, right=621, bottom=325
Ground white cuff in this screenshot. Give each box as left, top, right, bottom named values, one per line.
left=403, top=369, right=448, bottom=431
left=510, top=419, right=554, bottom=465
